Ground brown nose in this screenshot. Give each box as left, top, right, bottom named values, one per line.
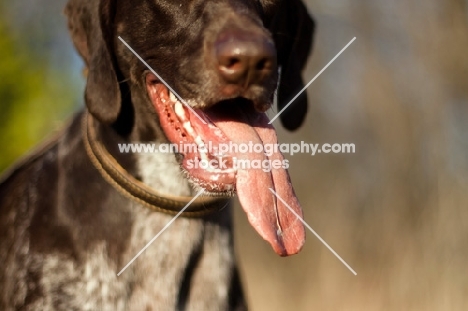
left=215, top=30, right=276, bottom=86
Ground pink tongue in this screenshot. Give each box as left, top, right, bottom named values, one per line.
left=206, top=104, right=305, bottom=256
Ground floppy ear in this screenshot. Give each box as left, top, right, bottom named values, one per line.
left=268, top=0, right=315, bottom=131
left=65, top=0, right=121, bottom=124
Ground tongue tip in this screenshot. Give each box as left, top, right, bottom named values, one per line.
left=275, top=244, right=304, bottom=257
left=271, top=226, right=306, bottom=257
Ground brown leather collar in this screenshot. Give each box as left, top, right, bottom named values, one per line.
left=82, top=111, right=229, bottom=217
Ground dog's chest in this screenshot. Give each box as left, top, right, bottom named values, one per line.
left=30, top=202, right=233, bottom=311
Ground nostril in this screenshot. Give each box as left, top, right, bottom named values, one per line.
left=223, top=57, right=242, bottom=70
left=255, top=58, right=271, bottom=71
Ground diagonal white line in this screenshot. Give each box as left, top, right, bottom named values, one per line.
left=269, top=37, right=356, bottom=125
left=118, top=36, right=207, bottom=124
left=268, top=188, right=357, bottom=275
left=117, top=189, right=205, bottom=276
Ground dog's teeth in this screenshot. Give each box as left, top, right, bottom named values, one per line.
left=183, top=121, right=195, bottom=136
left=174, top=101, right=185, bottom=119
left=195, top=136, right=208, bottom=151
left=159, top=91, right=166, bottom=103
left=169, top=92, right=177, bottom=102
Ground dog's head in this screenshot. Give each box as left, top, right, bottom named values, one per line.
left=65, top=0, right=315, bottom=256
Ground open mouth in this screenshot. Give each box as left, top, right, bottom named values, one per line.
left=146, top=73, right=305, bottom=256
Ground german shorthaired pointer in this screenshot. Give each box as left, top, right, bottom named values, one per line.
left=0, top=0, right=314, bottom=310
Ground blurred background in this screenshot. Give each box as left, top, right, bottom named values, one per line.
left=1, top=0, right=467, bottom=310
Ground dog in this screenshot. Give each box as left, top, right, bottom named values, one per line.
left=0, top=0, right=314, bottom=310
